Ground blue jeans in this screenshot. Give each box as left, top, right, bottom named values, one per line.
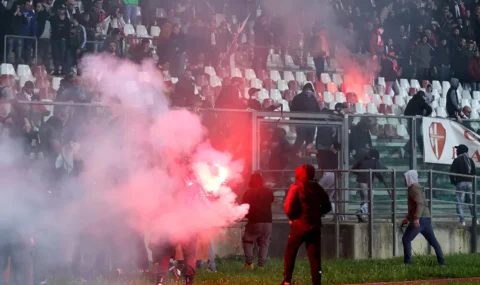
left=7, top=38, right=24, bottom=66
left=402, top=217, right=444, bottom=265
left=195, top=241, right=217, bottom=271
left=51, top=39, right=67, bottom=73
left=123, top=4, right=137, bottom=26
left=456, top=182, right=474, bottom=222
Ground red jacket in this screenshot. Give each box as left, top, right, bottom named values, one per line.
left=468, top=57, right=480, bottom=81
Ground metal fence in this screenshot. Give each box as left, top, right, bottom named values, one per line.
left=3, top=35, right=38, bottom=65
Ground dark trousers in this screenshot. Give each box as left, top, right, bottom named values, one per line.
left=313, top=57, right=325, bottom=81
left=437, top=66, right=450, bottom=82
left=152, top=237, right=197, bottom=282
left=242, top=223, right=272, bottom=267
left=0, top=230, right=32, bottom=285
left=283, top=220, right=321, bottom=285
left=253, top=47, right=268, bottom=71
left=38, top=38, right=51, bottom=67
left=403, top=119, right=423, bottom=156
left=402, top=217, right=444, bottom=265
left=293, top=126, right=316, bottom=151
left=51, top=39, right=67, bottom=73
left=7, top=38, right=23, bottom=66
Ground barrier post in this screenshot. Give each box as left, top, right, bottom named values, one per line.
left=392, top=169, right=397, bottom=257
left=473, top=176, right=478, bottom=253
left=368, top=169, right=374, bottom=259
left=3, top=35, right=38, bottom=65
left=428, top=170, right=433, bottom=254
left=410, top=117, right=417, bottom=170
left=341, top=115, right=350, bottom=220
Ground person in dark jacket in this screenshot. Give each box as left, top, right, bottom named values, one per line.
left=317, top=142, right=341, bottom=219
left=49, top=6, right=70, bottom=75
left=241, top=173, right=274, bottom=269
left=380, top=51, right=401, bottom=95
left=349, top=117, right=373, bottom=161
left=352, top=149, right=388, bottom=222
left=413, top=36, right=433, bottom=81
left=450, top=144, right=477, bottom=225
left=6, top=1, right=28, bottom=66
left=170, top=69, right=197, bottom=107
left=281, top=164, right=331, bottom=285
left=68, top=16, right=87, bottom=73
left=402, top=90, right=433, bottom=158
left=35, top=2, right=50, bottom=66
left=434, top=38, right=451, bottom=81
left=291, top=82, right=320, bottom=154
left=215, top=77, right=245, bottom=109
left=446, top=78, right=461, bottom=119
left=402, top=170, right=444, bottom=265
left=253, top=15, right=270, bottom=71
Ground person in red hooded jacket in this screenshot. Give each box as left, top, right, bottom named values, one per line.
left=468, top=50, right=480, bottom=91
left=281, top=164, right=331, bottom=285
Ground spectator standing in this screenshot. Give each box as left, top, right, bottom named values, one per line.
left=282, top=164, right=331, bottom=285
left=349, top=117, right=373, bottom=161
left=310, top=27, right=330, bottom=81
left=49, top=6, right=71, bottom=75
left=6, top=1, right=28, bottom=66
left=20, top=0, right=36, bottom=65
left=446, top=78, right=461, bottom=119
left=253, top=15, right=270, bottom=71
left=433, top=38, right=451, bottom=82
left=413, top=36, right=433, bottom=82
left=402, top=91, right=432, bottom=158
left=122, top=0, right=137, bottom=26
left=68, top=16, right=87, bottom=73
left=369, top=27, right=384, bottom=61
left=450, top=144, right=477, bottom=226
left=352, top=149, right=388, bottom=222
left=215, top=77, right=245, bottom=109
left=36, top=2, right=51, bottom=67
left=468, top=50, right=480, bottom=91
left=379, top=51, right=401, bottom=95
left=401, top=170, right=445, bottom=265
left=241, top=173, right=274, bottom=270
left=170, top=69, right=196, bottom=108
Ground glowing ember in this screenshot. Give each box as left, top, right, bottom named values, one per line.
left=193, top=162, right=229, bottom=194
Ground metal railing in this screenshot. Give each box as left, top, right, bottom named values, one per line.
left=3, top=35, right=38, bottom=65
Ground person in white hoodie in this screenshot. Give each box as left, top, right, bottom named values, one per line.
left=100, top=6, right=126, bottom=36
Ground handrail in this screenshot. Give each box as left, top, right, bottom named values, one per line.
left=3, top=35, right=38, bottom=65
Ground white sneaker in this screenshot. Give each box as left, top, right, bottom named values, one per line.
left=461, top=221, right=466, bottom=226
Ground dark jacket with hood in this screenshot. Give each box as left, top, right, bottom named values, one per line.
left=290, top=82, right=321, bottom=117
left=352, top=149, right=387, bottom=185
left=446, top=78, right=460, bottom=118
left=284, top=164, right=332, bottom=226
left=450, top=147, right=476, bottom=185
left=242, top=173, right=274, bottom=224
left=349, top=118, right=373, bottom=153
left=404, top=91, right=433, bottom=116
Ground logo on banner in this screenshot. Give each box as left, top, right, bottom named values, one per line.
left=429, top=122, right=446, bottom=159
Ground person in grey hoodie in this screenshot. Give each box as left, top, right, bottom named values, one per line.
left=413, top=36, right=433, bottom=81
left=446, top=78, right=461, bottom=119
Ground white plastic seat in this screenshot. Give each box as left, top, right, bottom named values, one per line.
left=399, top=89, right=408, bottom=97
left=393, top=96, right=405, bottom=107
left=432, top=80, right=442, bottom=92
left=269, top=70, right=281, bottom=82
left=471, top=110, right=480, bottom=119
left=472, top=99, right=480, bottom=110
left=378, top=77, right=386, bottom=87
left=295, top=72, right=307, bottom=84
left=474, top=91, right=480, bottom=100
left=326, top=82, right=338, bottom=93
left=442, top=81, right=451, bottom=96
left=382, top=95, right=393, bottom=105
left=17, top=64, right=32, bottom=77
left=135, top=25, right=150, bottom=37
left=392, top=105, right=402, bottom=115
left=257, top=89, right=270, bottom=102
left=279, top=99, right=290, bottom=112
left=364, top=85, right=374, bottom=95
left=335, top=92, right=346, bottom=103
left=431, top=100, right=439, bottom=109
left=431, top=89, right=441, bottom=101
left=307, top=56, right=315, bottom=69
left=171, top=77, right=178, bottom=84
left=436, top=107, right=448, bottom=118
left=124, top=24, right=135, bottom=36
left=366, top=103, right=378, bottom=114
left=277, top=80, right=288, bottom=92
left=400, top=78, right=410, bottom=89
left=462, top=90, right=472, bottom=100
left=250, top=78, right=262, bottom=89
left=354, top=103, right=366, bottom=114
left=1, top=63, right=16, bottom=76
left=461, top=99, right=471, bottom=107
left=245, top=69, right=256, bottom=80
left=397, top=123, right=408, bottom=137
left=285, top=55, right=298, bottom=69
left=150, top=26, right=161, bottom=37
left=430, top=109, right=437, bottom=117
left=321, top=73, right=331, bottom=84
left=328, top=101, right=338, bottom=110
left=51, top=76, right=62, bottom=91
left=231, top=68, right=242, bottom=78
left=410, top=79, right=421, bottom=89
left=283, top=71, right=295, bottom=82
left=270, top=89, right=282, bottom=103
left=323, top=92, right=334, bottom=103
left=332, top=74, right=343, bottom=86
left=372, top=94, right=382, bottom=105
left=267, top=54, right=282, bottom=68
left=363, top=93, right=372, bottom=104
left=204, top=66, right=216, bottom=77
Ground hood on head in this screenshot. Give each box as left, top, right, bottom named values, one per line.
left=295, top=164, right=316, bottom=182
left=249, top=172, right=264, bottom=188
left=404, top=170, right=419, bottom=187
left=450, top=78, right=459, bottom=89
left=302, top=81, right=316, bottom=93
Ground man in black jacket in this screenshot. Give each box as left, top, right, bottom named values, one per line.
left=450, top=144, right=477, bottom=226
left=446, top=78, right=461, bottom=119
left=434, top=38, right=451, bottom=82
left=403, top=90, right=432, bottom=158
left=281, top=164, right=331, bottom=285
left=241, top=173, right=274, bottom=269
left=49, top=6, right=70, bottom=75
left=380, top=51, right=401, bottom=95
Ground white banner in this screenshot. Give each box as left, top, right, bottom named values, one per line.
left=423, top=117, right=480, bottom=166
